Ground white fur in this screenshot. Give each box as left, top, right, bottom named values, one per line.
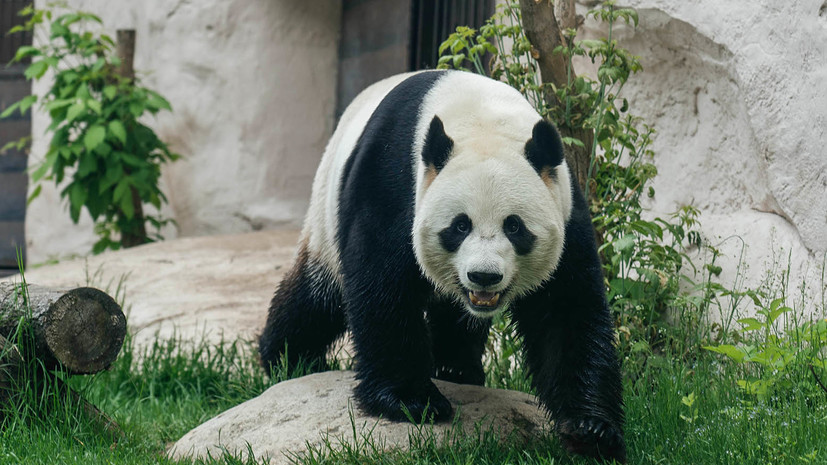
left=413, top=146, right=569, bottom=318
left=409, top=72, right=572, bottom=316
left=302, top=71, right=573, bottom=315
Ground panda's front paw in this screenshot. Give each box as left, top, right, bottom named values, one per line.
left=557, top=417, right=626, bottom=463
left=355, top=378, right=453, bottom=423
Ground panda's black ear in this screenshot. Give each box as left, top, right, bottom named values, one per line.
left=422, top=116, right=454, bottom=172
left=525, top=119, right=565, bottom=176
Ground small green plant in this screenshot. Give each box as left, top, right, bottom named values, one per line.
left=705, top=297, right=827, bottom=399
left=679, top=391, right=697, bottom=424
left=1, top=6, right=179, bottom=253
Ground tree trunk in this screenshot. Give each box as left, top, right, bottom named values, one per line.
left=559, top=126, right=594, bottom=200
left=0, top=283, right=126, bottom=374
left=518, top=0, right=591, bottom=198
left=115, top=28, right=148, bottom=249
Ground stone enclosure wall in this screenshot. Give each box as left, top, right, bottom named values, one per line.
left=26, top=0, right=341, bottom=261
left=22, top=0, right=827, bottom=307
left=578, top=0, right=826, bottom=307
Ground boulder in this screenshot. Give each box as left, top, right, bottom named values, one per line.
left=168, top=371, right=548, bottom=464
left=576, top=0, right=827, bottom=311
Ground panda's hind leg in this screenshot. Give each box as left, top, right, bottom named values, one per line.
left=258, top=244, right=346, bottom=376
left=427, top=299, right=490, bottom=386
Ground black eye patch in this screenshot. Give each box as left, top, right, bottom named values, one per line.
left=503, top=215, right=536, bottom=255
left=439, top=214, right=472, bottom=252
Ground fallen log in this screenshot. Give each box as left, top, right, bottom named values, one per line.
left=0, top=283, right=126, bottom=374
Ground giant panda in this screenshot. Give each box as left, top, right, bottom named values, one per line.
left=259, top=70, right=626, bottom=463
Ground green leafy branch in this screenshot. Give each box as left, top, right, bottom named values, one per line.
left=1, top=5, right=179, bottom=253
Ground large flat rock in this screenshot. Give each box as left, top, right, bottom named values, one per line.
left=0, top=229, right=300, bottom=349
left=168, top=371, right=548, bottom=464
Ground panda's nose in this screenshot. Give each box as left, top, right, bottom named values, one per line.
left=467, top=271, right=503, bottom=287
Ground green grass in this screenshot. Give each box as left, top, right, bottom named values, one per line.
left=1, top=323, right=826, bottom=465
left=0, top=333, right=275, bottom=464
left=2, top=266, right=826, bottom=465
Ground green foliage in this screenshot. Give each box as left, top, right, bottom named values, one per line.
left=438, top=3, right=546, bottom=118
left=4, top=259, right=827, bottom=464
left=437, top=1, right=641, bottom=134
left=704, top=297, right=827, bottom=399
left=1, top=5, right=179, bottom=253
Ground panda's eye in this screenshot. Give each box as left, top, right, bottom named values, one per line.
left=454, top=216, right=471, bottom=233
left=504, top=215, right=521, bottom=235
left=440, top=214, right=473, bottom=252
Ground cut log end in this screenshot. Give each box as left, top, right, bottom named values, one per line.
left=1, top=284, right=127, bottom=374
left=44, top=288, right=126, bottom=374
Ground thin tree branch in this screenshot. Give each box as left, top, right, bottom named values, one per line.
left=809, top=363, right=827, bottom=397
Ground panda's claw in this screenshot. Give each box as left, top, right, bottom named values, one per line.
left=557, top=417, right=626, bottom=463
left=434, top=365, right=485, bottom=386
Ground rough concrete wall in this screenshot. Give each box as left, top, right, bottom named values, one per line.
left=577, top=0, right=827, bottom=307
left=27, top=0, right=341, bottom=262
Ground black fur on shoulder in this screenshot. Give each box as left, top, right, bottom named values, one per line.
left=337, top=70, right=454, bottom=422
left=525, top=119, right=565, bottom=178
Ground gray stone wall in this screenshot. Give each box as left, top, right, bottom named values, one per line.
left=578, top=0, right=827, bottom=306
left=26, top=0, right=341, bottom=262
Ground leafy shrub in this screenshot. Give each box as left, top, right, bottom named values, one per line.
left=1, top=6, right=179, bottom=253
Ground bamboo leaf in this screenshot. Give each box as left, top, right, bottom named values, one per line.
left=24, top=60, right=48, bottom=80
left=26, top=184, right=43, bottom=206
left=0, top=101, right=21, bottom=119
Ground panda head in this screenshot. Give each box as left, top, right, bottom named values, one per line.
left=413, top=116, right=572, bottom=318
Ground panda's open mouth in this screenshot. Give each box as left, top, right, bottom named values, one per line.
left=468, top=290, right=501, bottom=308
left=457, top=282, right=510, bottom=316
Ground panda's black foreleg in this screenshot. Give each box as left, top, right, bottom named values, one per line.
left=259, top=245, right=347, bottom=376
left=512, top=201, right=626, bottom=463
left=427, top=299, right=490, bottom=385
left=340, top=244, right=453, bottom=423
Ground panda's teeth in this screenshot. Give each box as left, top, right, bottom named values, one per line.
left=469, top=291, right=501, bottom=307
left=490, top=293, right=500, bottom=306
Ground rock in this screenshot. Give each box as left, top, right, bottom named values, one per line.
left=168, top=371, right=548, bottom=464
left=0, top=229, right=301, bottom=350
left=575, top=0, right=827, bottom=310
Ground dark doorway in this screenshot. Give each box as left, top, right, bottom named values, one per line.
left=336, top=0, right=494, bottom=118
left=0, top=0, right=32, bottom=277
left=409, top=0, right=494, bottom=71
